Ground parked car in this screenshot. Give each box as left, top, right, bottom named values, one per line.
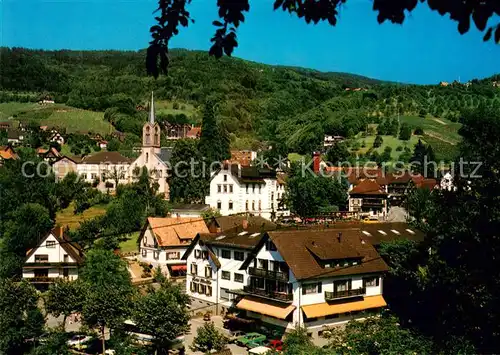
left=67, top=334, right=92, bottom=349
left=228, top=330, right=246, bottom=343
left=235, top=332, right=266, bottom=348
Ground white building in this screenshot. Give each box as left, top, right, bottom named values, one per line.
left=22, top=227, right=84, bottom=287
left=52, top=92, right=172, bottom=196
left=205, top=165, right=289, bottom=221
left=49, top=131, right=65, bottom=145
left=138, top=217, right=210, bottom=278
left=183, top=228, right=388, bottom=339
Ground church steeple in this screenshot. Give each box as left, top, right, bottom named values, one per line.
left=142, top=91, right=161, bottom=149
left=149, top=91, right=155, bottom=124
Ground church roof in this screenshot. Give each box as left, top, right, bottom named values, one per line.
left=157, top=147, right=173, bottom=164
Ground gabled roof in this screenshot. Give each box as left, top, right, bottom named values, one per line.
left=25, top=227, right=84, bottom=264
left=7, top=129, right=21, bottom=140
left=266, top=229, right=389, bottom=280
left=349, top=179, right=387, bottom=195
left=80, top=151, right=133, bottom=165
left=157, top=147, right=173, bottom=164
left=145, top=217, right=209, bottom=247
left=199, top=230, right=266, bottom=250
left=186, top=126, right=201, bottom=138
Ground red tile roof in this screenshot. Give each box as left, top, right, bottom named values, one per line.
left=349, top=179, right=387, bottom=195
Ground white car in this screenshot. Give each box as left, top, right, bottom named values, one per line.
left=67, top=334, right=92, bottom=349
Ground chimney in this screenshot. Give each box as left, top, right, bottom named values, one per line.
left=313, top=152, right=321, bottom=173
left=242, top=219, right=248, bottom=230
left=337, top=232, right=342, bottom=243
left=58, top=226, right=64, bottom=238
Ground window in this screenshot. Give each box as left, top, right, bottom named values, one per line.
left=63, top=254, right=69, bottom=262
left=252, top=184, right=255, bottom=193
left=217, top=201, right=222, bottom=209
left=271, top=192, right=274, bottom=201
left=202, top=250, right=209, bottom=260
left=153, top=250, right=160, bottom=260
left=141, top=249, right=147, bottom=257
left=205, top=266, right=212, bottom=278
left=46, top=240, right=56, bottom=248
left=223, top=185, right=227, bottom=193
left=199, top=284, right=206, bottom=294
left=245, top=200, right=249, bottom=211
left=363, top=277, right=379, bottom=287
left=146, top=152, right=149, bottom=164
left=221, top=250, right=231, bottom=259
left=334, top=280, right=351, bottom=292
left=258, top=259, right=268, bottom=270
left=35, top=254, right=49, bottom=263
left=228, top=201, right=233, bottom=210
left=253, top=277, right=265, bottom=289
left=190, top=263, right=198, bottom=275
left=302, top=282, right=322, bottom=295
left=224, top=175, right=227, bottom=182
left=222, top=271, right=231, bottom=280
left=229, top=185, right=233, bottom=193
left=217, top=185, right=222, bottom=193
left=246, top=184, right=249, bottom=194
left=220, top=287, right=234, bottom=300
left=206, top=286, right=212, bottom=296
left=258, top=185, right=261, bottom=194
left=91, top=173, right=97, bottom=180
left=258, top=200, right=261, bottom=211
left=234, top=251, right=244, bottom=261
left=195, top=250, right=201, bottom=258
left=190, top=282, right=195, bottom=292
left=234, top=273, right=244, bottom=283
left=252, top=201, right=255, bottom=211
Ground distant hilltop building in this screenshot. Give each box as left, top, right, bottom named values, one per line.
left=164, top=123, right=201, bottom=140
left=439, top=81, right=449, bottom=87
left=324, top=135, right=344, bottom=148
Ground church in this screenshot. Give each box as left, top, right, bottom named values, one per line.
left=128, top=92, right=171, bottom=198
left=52, top=92, right=171, bottom=199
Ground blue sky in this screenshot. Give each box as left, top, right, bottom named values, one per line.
left=1, top=0, right=499, bottom=84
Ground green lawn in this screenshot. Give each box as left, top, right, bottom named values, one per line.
left=119, top=232, right=140, bottom=253
left=156, top=100, right=197, bottom=118
left=288, top=153, right=305, bottom=163
left=0, top=102, right=114, bottom=135
left=399, top=115, right=462, bottom=144
left=354, top=134, right=420, bottom=159
left=55, top=202, right=109, bottom=231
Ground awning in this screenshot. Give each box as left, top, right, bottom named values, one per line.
left=170, top=265, right=187, bottom=272
left=301, top=295, right=387, bottom=319
left=236, top=297, right=296, bottom=320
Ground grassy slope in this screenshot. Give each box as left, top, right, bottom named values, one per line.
left=0, top=102, right=114, bottom=135
left=118, top=231, right=140, bottom=253
left=352, top=115, right=461, bottom=161
left=55, top=202, right=108, bottom=231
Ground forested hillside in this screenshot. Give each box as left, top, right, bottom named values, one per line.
left=1, top=47, right=499, bottom=158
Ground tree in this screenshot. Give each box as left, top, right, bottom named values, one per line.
left=29, top=329, right=71, bottom=355
left=373, top=135, right=383, bottom=148
left=169, top=139, right=209, bottom=203
left=325, top=142, right=349, bottom=165
left=0, top=279, right=44, bottom=355
left=399, top=122, right=412, bottom=140
left=147, top=0, right=500, bottom=77
left=410, top=139, right=436, bottom=177
left=199, top=99, right=230, bottom=166
left=190, top=321, right=228, bottom=353
left=403, top=106, right=500, bottom=352
left=326, top=314, right=435, bottom=354
left=106, top=138, right=121, bottom=152
left=44, top=279, right=83, bottom=331
left=283, top=325, right=314, bottom=354
left=133, top=281, right=190, bottom=353
left=284, top=164, right=347, bottom=218
left=80, top=248, right=134, bottom=355
left=55, top=171, right=89, bottom=210
left=380, top=146, right=392, bottom=162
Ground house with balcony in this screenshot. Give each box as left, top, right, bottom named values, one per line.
left=183, top=228, right=389, bottom=338
left=22, top=227, right=84, bottom=288
left=138, top=217, right=210, bottom=278
left=348, top=179, right=388, bottom=219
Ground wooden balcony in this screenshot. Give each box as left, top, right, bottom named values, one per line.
left=248, top=267, right=289, bottom=281
left=243, top=286, right=293, bottom=302
left=325, top=287, right=365, bottom=301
